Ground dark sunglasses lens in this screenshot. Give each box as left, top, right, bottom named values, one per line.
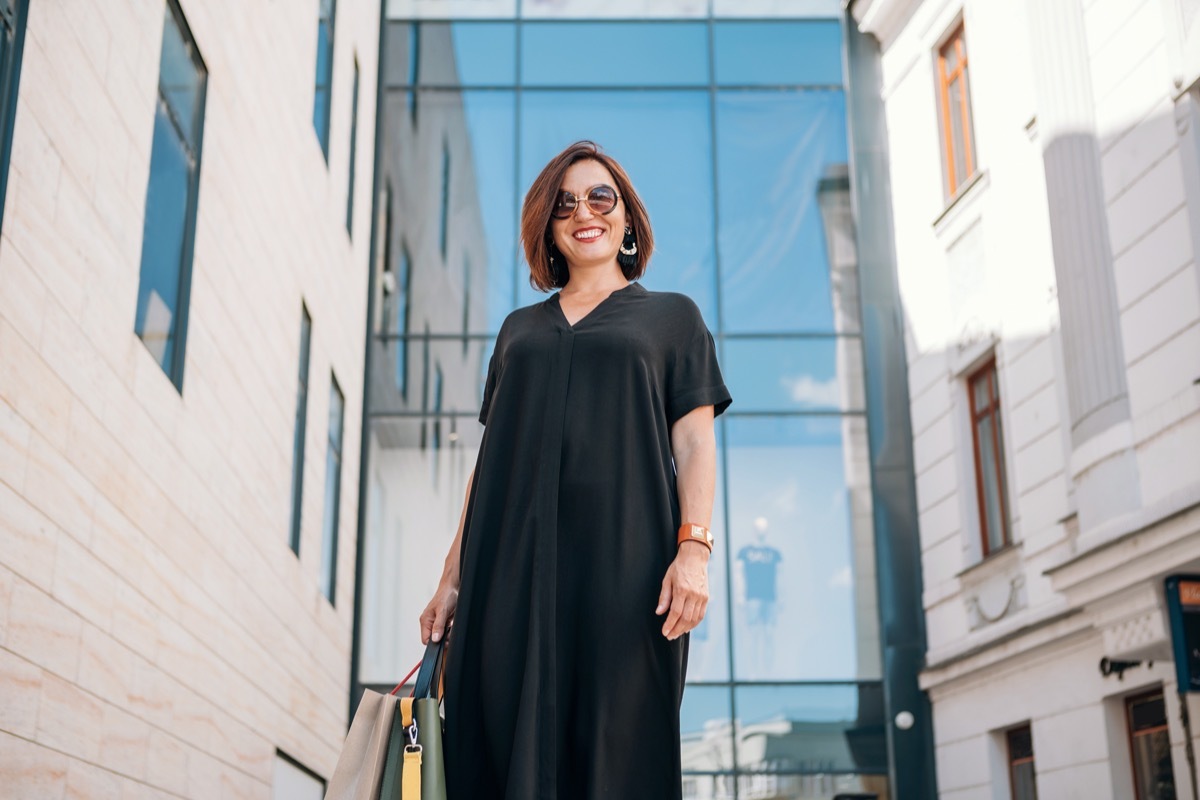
left=588, top=186, right=617, bottom=213
left=552, top=191, right=576, bottom=218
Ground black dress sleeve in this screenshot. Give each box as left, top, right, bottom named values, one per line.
left=478, top=351, right=499, bottom=425
left=665, top=297, right=732, bottom=424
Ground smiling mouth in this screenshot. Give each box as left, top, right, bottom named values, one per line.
left=573, top=228, right=603, bottom=241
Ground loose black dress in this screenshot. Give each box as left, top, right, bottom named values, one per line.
left=443, top=282, right=731, bottom=800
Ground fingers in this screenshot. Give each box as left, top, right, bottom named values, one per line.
left=656, top=580, right=673, bottom=616
left=662, top=591, right=709, bottom=640
left=419, top=607, right=434, bottom=645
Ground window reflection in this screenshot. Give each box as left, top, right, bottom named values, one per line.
left=381, top=90, right=516, bottom=336
left=734, top=684, right=887, bottom=774
left=725, top=416, right=879, bottom=680
left=522, top=22, right=708, bottom=86
left=716, top=90, right=849, bottom=333
left=713, top=21, right=843, bottom=86
left=723, top=337, right=865, bottom=413
left=680, top=685, right=734, bottom=774
left=518, top=90, right=717, bottom=325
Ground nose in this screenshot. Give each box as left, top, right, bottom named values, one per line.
left=572, top=200, right=594, bottom=221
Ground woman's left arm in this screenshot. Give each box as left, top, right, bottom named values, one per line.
left=657, top=404, right=717, bottom=640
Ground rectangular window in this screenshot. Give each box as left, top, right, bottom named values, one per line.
left=319, top=376, right=345, bottom=604
left=0, top=0, right=29, bottom=239
left=1128, top=690, right=1177, bottom=800
left=288, top=305, right=313, bottom=555
left=135, top=0, right=207, bottom=391
left=439, top=141, right=450, bottom=260
left=271, top=751, right=324, bottom=800
left=346, top=55, right=359, bottom=234
left=968, top=359, right=1011, bottom=556
left=1007, top=725, right=1038, bottom=800
left=313, top=0, right=336, bottom=160
left=936, top=21, right=977, bottom=197
left=396, top=243, right=411, bottom=398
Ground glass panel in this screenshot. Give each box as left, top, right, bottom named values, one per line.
left=412, top=23, right=516, bottom=86
left=135, top=100, right=191, bottom=374
left=949, top=75, right=966, bottom=188
left=382, top=90, right=517, bottom=335
left=726, top=416, right=880, bottom=680
left=386, top=0, right=517, bottom=19
left=320, top=383, right=345, bottom=603
left=735, top=773, right=890, bottom=800
left=680, top=685, right=735, bottom=773
left=1132, top=729, right=1176, bottom=800
left=689, top=424, right=729, bottom=681
left=716, top=90, right=850, bottom=333
left=975, top=413, right=1006, bottom=552
left=713, top=21, right=843, bottom=86
left=734, top=684, right=887, bottom=774
left=682, top=774, right=735, bottom=800
left=522, top=0, right=707, bottom=18
left=1130, top=693, right=1168, bottom=732
left=1011, top=762, right=1038, bottom=800
left=521, top=23, right=708, bottom=87
left=160, top=5, right=203, bottom=149
left=518, top=90, right=717, bottom=326
left=360, top=413, right=485, bottom=682
left=272, top=753, right=325, bottom=800
left=712, top=0, right=843, bottom=17
left=1007, top=726, right=1033, bottom=760
left=971, top=368, right=991, bottom=409
left=722, top=337, right=864, bottom=413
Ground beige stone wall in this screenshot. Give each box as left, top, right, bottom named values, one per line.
left=0, top=0, right=379, bottom=796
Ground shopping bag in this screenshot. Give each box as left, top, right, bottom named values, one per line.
left=380, top=639, right=447, bottom=800
left=323, top=688, right=400, bottom=800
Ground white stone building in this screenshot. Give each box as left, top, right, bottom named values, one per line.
left=0, top=1, right=379, bottom=796
left=850, top=0, right=1200, bottom=796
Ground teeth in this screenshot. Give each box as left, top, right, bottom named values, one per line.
left=574, top=229, right=602, bottom=240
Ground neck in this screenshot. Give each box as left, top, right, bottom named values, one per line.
left=561, top=261, right=627, bottom=295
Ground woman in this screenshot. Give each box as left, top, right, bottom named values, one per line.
left=419, top=140, right=731, bottom=799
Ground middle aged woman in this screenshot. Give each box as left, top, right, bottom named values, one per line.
left=419, top=140, right=732, bottom=799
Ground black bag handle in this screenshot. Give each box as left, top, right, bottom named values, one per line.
left=413, top=636, right=446, bottom=700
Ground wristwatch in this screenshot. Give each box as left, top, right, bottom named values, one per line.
left=677, top=523, right=714, bottom=553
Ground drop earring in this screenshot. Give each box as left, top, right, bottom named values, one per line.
left=617, top=226, right=638, bottom=269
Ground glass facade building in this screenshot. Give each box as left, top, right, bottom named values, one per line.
left=358, top=2, right=924, bottom=797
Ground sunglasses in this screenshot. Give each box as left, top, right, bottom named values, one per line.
left=551, top=184, right=621, bottom=219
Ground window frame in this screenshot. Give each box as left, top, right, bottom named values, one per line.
left=313, top=0, right=337, bottom=161
left=0, top=0, right=28, bottom=241
left=289, top=304, right=313, bottom=555
left=1006, top=724, right=1038, bottom=800
left=1126, top=688, right=1176, bottom=800
left=966, top=357, right=1012, bottom=557
left=935, top=20, right=978, bottom=199
left=135, top=0, right=208, bottom=392
left=320, top=374, right=345, bottom=605
left=346, top=53, right=359, bottom=234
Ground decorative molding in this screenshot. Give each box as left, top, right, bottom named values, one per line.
left=850, top=0, right=923, bottom=48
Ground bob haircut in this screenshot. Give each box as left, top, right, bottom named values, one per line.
left=521, top=141, right=654, bottom=292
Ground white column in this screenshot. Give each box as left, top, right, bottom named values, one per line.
left=1024, top=0, right=1140, bottom=536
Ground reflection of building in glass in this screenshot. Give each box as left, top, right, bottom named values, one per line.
left=361, top=6, right=933, bottom=797
left=360, top=21, right=492, bottom=684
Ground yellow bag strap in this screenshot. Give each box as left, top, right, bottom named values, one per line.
left=398, top=697, right=422, bottom=799
left=400, top=697, right=414, bottom=728
left=402, top=747, right=422, bottom=799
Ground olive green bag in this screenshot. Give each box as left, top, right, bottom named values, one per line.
left=379, top=639, right=447, bottom=800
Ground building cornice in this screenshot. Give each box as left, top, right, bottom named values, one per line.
left=848, top=0, right=922, bottom=48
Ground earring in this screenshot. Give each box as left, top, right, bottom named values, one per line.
left=617, top=226, right=638, bottom=269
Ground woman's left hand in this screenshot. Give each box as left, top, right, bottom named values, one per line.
left=656, top=542, right=711, bottom=640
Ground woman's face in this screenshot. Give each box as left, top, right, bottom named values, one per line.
left=549, top=159, right=628, bottom=273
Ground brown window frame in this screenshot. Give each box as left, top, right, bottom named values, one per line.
left=936, top=21, right=977, bottom=197
left=1006, top=724, right=1037, bottom=800
left=967, top=358, right=1011, bottom=557
left=1126, top=689, right=1175, bottom=800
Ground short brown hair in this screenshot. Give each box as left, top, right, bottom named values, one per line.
left=520, top=141, right=654, bottom=292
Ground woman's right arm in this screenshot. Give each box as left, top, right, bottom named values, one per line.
left=419, top=467, right=474, bottom=644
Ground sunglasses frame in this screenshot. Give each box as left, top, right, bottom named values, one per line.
left=551, top=184, right=621, bottom=220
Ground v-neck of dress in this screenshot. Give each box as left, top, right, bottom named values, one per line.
left=551, top=282, right=640, bottom=330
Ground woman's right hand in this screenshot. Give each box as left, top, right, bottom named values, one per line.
left=420, top=578, right=459, bottom=644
